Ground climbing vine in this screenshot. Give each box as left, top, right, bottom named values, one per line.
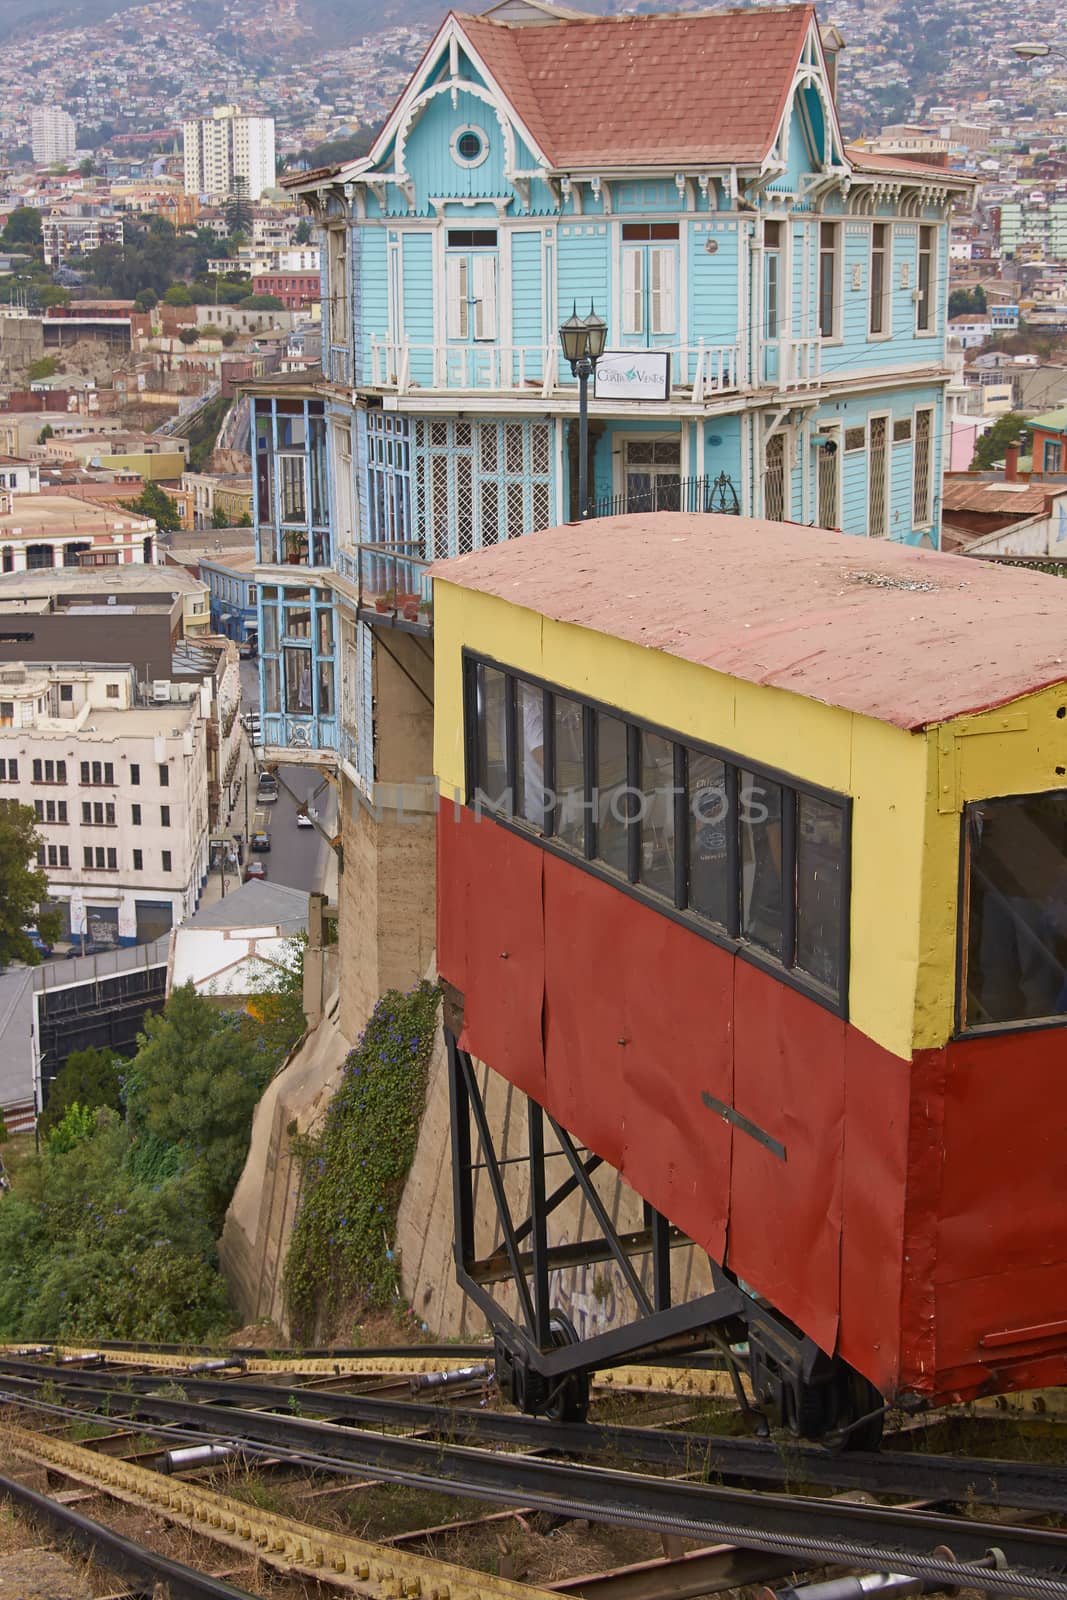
left=283, top=981, right=440, bottom=1340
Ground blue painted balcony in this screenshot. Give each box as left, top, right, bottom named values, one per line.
left=335, top=541, right=433, bottom=633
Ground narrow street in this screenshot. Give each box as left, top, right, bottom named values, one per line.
left=234, top=656, right=336, bottom=898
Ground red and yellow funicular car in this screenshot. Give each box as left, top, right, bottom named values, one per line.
left=433, top=514, right=1067, bottom=1443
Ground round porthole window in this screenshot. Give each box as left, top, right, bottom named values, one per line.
left=452, top=126, right=488, bottom=167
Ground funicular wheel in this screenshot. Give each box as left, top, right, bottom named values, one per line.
left=542, top=1310, right=591, bottom=1424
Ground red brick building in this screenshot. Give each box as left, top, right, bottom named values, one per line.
left=251, top=272, right=321, bottom=311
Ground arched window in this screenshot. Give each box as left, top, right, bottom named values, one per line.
left=26, top=543, right=55, bottom=570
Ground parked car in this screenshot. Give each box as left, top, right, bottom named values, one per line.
left=244, top=859, right=267, bottom=882
left=250, top=829, right=271, bottom=852
left=256, top=771, right=278, bottom=803
left=66, top=941, right=115, bottom=959
left=25, top=928, right=52, bottom=959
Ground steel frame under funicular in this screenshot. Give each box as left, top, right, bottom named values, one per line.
left=445, top=1026, right=885, bottom=1444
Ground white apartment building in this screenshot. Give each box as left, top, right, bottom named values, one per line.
left=0, top=664, right=209, bottom=946
left=31, top=106, right=76, bottom=167
left=42, top=215, right=124, bottom=268
left=183, top=107, right=276, bottom=202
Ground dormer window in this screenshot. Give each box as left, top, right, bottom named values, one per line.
left=451, top=126, right=488, bottom=168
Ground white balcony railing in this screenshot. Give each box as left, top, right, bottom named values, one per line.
left=369, top=339, right=748, bottom=402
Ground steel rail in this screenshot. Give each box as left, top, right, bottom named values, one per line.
left=0, top=1467, right=257, bottom=1600
left=0, top=1342, right=732, bottom=1392
left=1, top=1380, right=1064, bottom=1597
left=4, top=1338, right=727, bottom=1371
left=2, top=1358, right=1065, bottom=1516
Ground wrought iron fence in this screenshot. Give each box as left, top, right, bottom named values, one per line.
left=589, top=472, right=740, bottom=520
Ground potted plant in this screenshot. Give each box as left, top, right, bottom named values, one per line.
left=283, top=530, right=306, bottom=564
left=375, top=587, right=395, bottom=614
left=397, top=590, right=420, bottom=620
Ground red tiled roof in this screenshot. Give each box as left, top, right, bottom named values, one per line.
left=846, top=145, right=972, bottom=183
left=430, top=513, right=1067, bottom=732
left=455, top=5, right=815, bottom=168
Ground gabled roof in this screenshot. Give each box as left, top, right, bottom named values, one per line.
left=454, top=5, right=816, bottom=168
left=431, top=513, right=1067, bottom=733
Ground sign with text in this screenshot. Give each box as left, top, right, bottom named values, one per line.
left=593, top=350, right=671, bottom=402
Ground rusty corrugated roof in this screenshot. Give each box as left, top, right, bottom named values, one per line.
left=430, top=514, right=1067, bottom=731
left=941, top=479, right=1052, bottom=516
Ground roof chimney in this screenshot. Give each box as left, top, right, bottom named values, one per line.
left=1005, top=441, right=1020, bottom=482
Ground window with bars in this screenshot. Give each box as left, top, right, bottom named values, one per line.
left=867, top=415, right=889, bottom=539
left=763, top=432, right=786, bottom=521
left=464, top=655, right=849, bottom=1010
left=816, top=431, right=840, bottom=531
left=913, top=407, right=934, bottom=527
left=413, top=419, right=553, bottom=560
left=366, top=412, right=412, bottom=546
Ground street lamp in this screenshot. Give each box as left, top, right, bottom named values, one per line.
left=1011, top=42, right=1054, bottom=59
left=559, top=301, right=607, bottom=519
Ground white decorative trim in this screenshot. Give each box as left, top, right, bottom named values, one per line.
left=450, top=124, right=490, bottom=169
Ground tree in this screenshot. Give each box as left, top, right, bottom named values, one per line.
left=78, top=157, right=95, bottom=179
left=295, top=217, right=313, bottom=246
left=948, top=285, right=988, bottom=319
left=238, top=293, right=284, bottom=311
left=224, top=178, right=252, bottom=240
left=38, top=1047, right=122, bottom=1138
left=123, top=984, right=285, bottom=1226
left=221, top=330, right=237, bottom=347
left=0, top=804, right=60, bottom=965
left=178, top=326, right=201, bottom=345
left=123, top=481, right=181, bottom=534
left=211, top=505, right=230, bottom=528
left=162, top=283, right=193, bottom=306
left=134, top=288, right=157, bottom=311
left=36, top=286, right=69, bottom=309
left=1, top=207, right=42, bottom=249
left=36, top=424, right=53, bottom=446
left=972, top=412, right=1030, bottom=471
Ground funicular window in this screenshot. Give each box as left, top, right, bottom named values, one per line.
left=464, top=654, right=850, bottom=1011
left=963, top=791, right=1067, bottom=1029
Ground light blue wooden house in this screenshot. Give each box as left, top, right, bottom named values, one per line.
left=250, top=0, right=969, bottom=776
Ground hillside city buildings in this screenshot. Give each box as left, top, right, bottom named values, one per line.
left=183, top=106, right=277, bottom=201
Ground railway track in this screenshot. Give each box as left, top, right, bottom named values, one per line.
left=2, top=1355, right=1067, bottom=1597
left=2, top=1354, right=1066, bottom=1515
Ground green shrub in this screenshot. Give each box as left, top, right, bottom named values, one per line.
left=38, top=1046, right=122, bottom=1137
left=283, top=981, right=439, bottom=1340
left=46, top=1102, right=98, bottom=1156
